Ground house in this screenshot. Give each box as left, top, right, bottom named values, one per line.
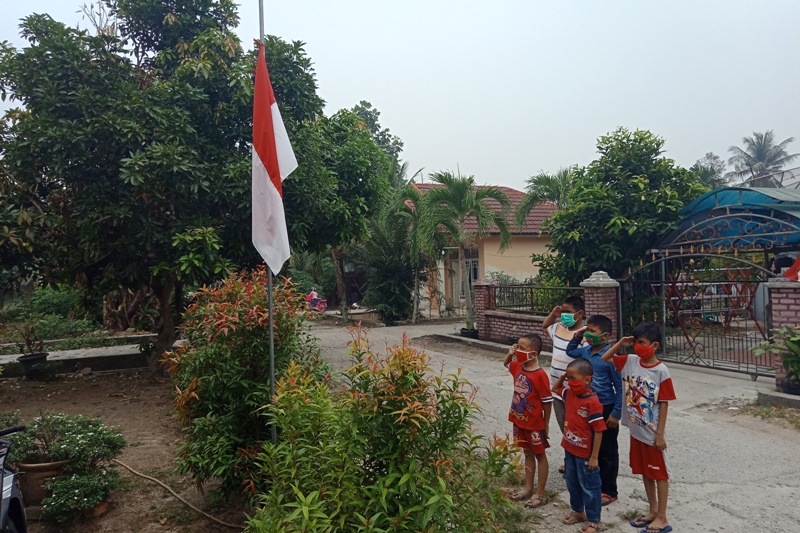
left=412, top=183, right=556, bottom=313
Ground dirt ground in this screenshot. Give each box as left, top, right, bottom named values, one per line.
left=0, top=371, right=247, bottom=533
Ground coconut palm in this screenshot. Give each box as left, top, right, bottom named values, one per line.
left=515, top=167, right=573, bottom=227
left=727, top=131, right=799, bottom=186
left=420, top=171, right=511, bottom=330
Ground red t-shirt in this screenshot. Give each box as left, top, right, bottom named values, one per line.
left=557, top=386, right=607, bottom=459
left=508, top=362, right=553, bottom=431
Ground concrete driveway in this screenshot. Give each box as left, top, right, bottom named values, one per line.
left=310, top=320, right=800, bottom=532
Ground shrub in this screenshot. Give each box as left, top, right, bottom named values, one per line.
left=286, top=268, right=316, bottom=295
left=0, top=411, right=126, bottom=522
left=246, top=327, right=516, bottom=533
left=32, top=313, right=97, bottom=340
left=30, top=285, right=82, bottom=318
left=163, top=267, right=328, bottom=497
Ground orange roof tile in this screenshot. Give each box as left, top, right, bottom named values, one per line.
left=412, top=183, right=556, bottom=235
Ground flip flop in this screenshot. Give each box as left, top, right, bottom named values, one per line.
left=601, top=493, right=617, bottom=506
left=509, top=491, right=529, bottom=501
left=524, top=495, right=549, bottom=508
left=641, top=527, right=672, bottom=533
left=583, top=522, right=605, bottom=533
left=630, top=516, right=653, bottom=528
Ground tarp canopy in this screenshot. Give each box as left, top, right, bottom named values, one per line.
left=658, top=187, right=800, bottom=252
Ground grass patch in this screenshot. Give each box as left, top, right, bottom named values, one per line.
left=742, top=404, right=800, bottom=431
left=621, top=508, right=648, bottom=522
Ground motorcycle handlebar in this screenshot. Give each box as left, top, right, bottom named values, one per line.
left=0, top=426, right=26, bottom=438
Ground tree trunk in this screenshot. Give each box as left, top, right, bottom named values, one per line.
left=331, top=247, right=348, bottom=320
left=411, top=266, right=420, bottom=324
left=149, top=274, right=180, bottom=377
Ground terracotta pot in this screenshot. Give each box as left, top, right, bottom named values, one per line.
left=17, top=459, right=72, bottom=506
left=83, top=499, right=111, bottom=518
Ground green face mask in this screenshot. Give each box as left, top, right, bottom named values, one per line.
left=560, top=313, right=576, bottom=327
left=584, top=332, right=608, bottom=346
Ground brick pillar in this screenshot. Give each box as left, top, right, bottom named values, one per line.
left=766, top=277, right=800, bottom=389
left=473, top=279, right=492, bottom=339
left=580, top=271, right=620, bottom=339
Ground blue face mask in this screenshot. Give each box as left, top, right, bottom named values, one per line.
left=561, top=313, right=576, bottom=327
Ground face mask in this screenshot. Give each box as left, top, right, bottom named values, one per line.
left=561, top=313, right=576, bottom=327
left=634, top=343, right=656, bottom=359
left=567, top=378, right=586, bottom=394
left=516, top=350, right=535, bottom=362
left=584, top=332, right=607, bottom=346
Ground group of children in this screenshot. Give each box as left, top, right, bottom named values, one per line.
left=504, top=296, right=675, bottom=533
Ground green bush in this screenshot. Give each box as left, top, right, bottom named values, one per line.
left=164, top=267, right=328, bottom=498
left=246, top=328, right=516, bottom=533
left=286, top=268, right=316, bottom=295
left=30, top=285, right=82, bottom=318
left=33, top=314, right=97, bottom=340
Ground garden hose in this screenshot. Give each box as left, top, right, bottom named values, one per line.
left=112, top=459, right=244, bottom=530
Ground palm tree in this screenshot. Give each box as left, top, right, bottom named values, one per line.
left=420, top=171, right=512, bottom=330
left=515, top=167, right=573, bottom=227
left=727, top=131, right=800, bottom=186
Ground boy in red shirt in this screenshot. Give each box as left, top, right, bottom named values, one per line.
left=504, top=333, right=552, bottom=509
left=604, top=322, right=676, bottom=533
left=553, top=358, right=606, bottom=533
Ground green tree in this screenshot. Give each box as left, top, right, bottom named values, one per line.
left=537, top=128, right=707, bottom=284
left=727, top=131, right=800, bottom=186
left=690, top=152, right=728, bottom=190
left=515, top=167, right=574, bottom=226
left=351, top=100, right=403, bottom=163
left=420, top=172, right=511, bottom=330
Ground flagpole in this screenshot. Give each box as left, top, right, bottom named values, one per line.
left=258, top=0, right=277, bottom=446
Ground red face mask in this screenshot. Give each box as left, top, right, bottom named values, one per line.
left=634, top=343, right=656, bottom=359
left=567, top=378, right=586, bottom=394
left=516, top=350, right=534, bottom=362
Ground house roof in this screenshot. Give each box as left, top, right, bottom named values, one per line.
left=412, top=183, right=556, bottom=235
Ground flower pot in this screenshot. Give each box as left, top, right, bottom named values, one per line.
left=16, top=352, right=49, bottom=380
left=83, top=499, right=111, bottom=518
left=778, top=379, right=800, bottom=396
left=460, top=328, right=479, bottom=339
left=18, top=459, right=72, bottom=506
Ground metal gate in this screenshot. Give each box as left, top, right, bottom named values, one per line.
left=617, top=253, right=777, bottom=378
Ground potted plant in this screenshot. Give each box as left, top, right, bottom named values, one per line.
left=0, top=411, right=126, bottom=521
left=753, top=325, right=800, bottom=395
left=14, top=324, right=48, bottom=380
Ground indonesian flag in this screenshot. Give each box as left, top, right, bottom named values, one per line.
left=252, top=42, right=297, bottom=273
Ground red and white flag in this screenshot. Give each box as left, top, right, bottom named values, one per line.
left=252, top=42, right=297, bottom=273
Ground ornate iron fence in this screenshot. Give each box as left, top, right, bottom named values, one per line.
left=489, top=284, right=584, bottom=315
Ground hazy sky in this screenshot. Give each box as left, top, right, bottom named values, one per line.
left=2, top=1, right=799, bottom=190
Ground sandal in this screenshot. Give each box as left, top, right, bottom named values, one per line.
left=641, top=526, right=672, bottom=533
left=601, top=493, right=617, bottom=506
left=562, top=511, right=586, bottom=525
left=524, top=495, right=549, bottom=508
left=582, top=522, right=604, bottom=533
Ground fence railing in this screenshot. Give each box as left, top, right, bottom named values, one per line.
left=488, top=285, right=584, bottom=315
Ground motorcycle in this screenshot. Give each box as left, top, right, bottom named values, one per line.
left=0, top=426, right=27, bottom=533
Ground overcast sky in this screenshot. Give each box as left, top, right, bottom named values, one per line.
left=2, top=1, right=799, bottom=190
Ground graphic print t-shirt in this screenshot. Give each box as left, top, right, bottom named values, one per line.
left=508, top=362, right=553, bottom=431
left=558, top=387, right=606, bottom=459
left=613, top=354, right=677, bottom=445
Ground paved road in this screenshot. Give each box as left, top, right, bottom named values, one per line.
left=310, top=321, right=800, bottom=532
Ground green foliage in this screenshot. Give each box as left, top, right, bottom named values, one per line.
left=351, top=100, right=404, bottom=163
left=163, top=267, right=329, bottom=497
left=286, top=268, right=317, bottom=295
left=754, top=326, right=800, bottom=383
left=44, top=470, right=121, bottom=522
left=516, top=167, right=574, bottom=226
left=537, top=128, right=707, bottom=284
left=32, top=314, right=97, bottom=340
left=727, top=130, right=799, bottom=184
left=0, top=410, right=125, bottom=522
left=246, top=328, right=516, bottom=533
left=352, top=208, right=415, bottom=324
left=690, top=152, right=729, bottom=190
left=30, top=286, right=82, bottom=318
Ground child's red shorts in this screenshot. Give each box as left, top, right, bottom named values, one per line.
left=513, top=426, right=549, bottom=454
left=629, top=436, right=670, bottom=480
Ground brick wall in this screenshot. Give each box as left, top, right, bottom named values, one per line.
left=766, top=277, right=800, bottom=387
left=580, top=271, right=620, bottom=339
left=483, top=310, right=551, bottom=349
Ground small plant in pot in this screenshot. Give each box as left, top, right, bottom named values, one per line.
left=753, top=325, right=800, bottom=395
left=0, top=410, right=126, bottom=522
left=14, top=324, right=48, bottom=380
